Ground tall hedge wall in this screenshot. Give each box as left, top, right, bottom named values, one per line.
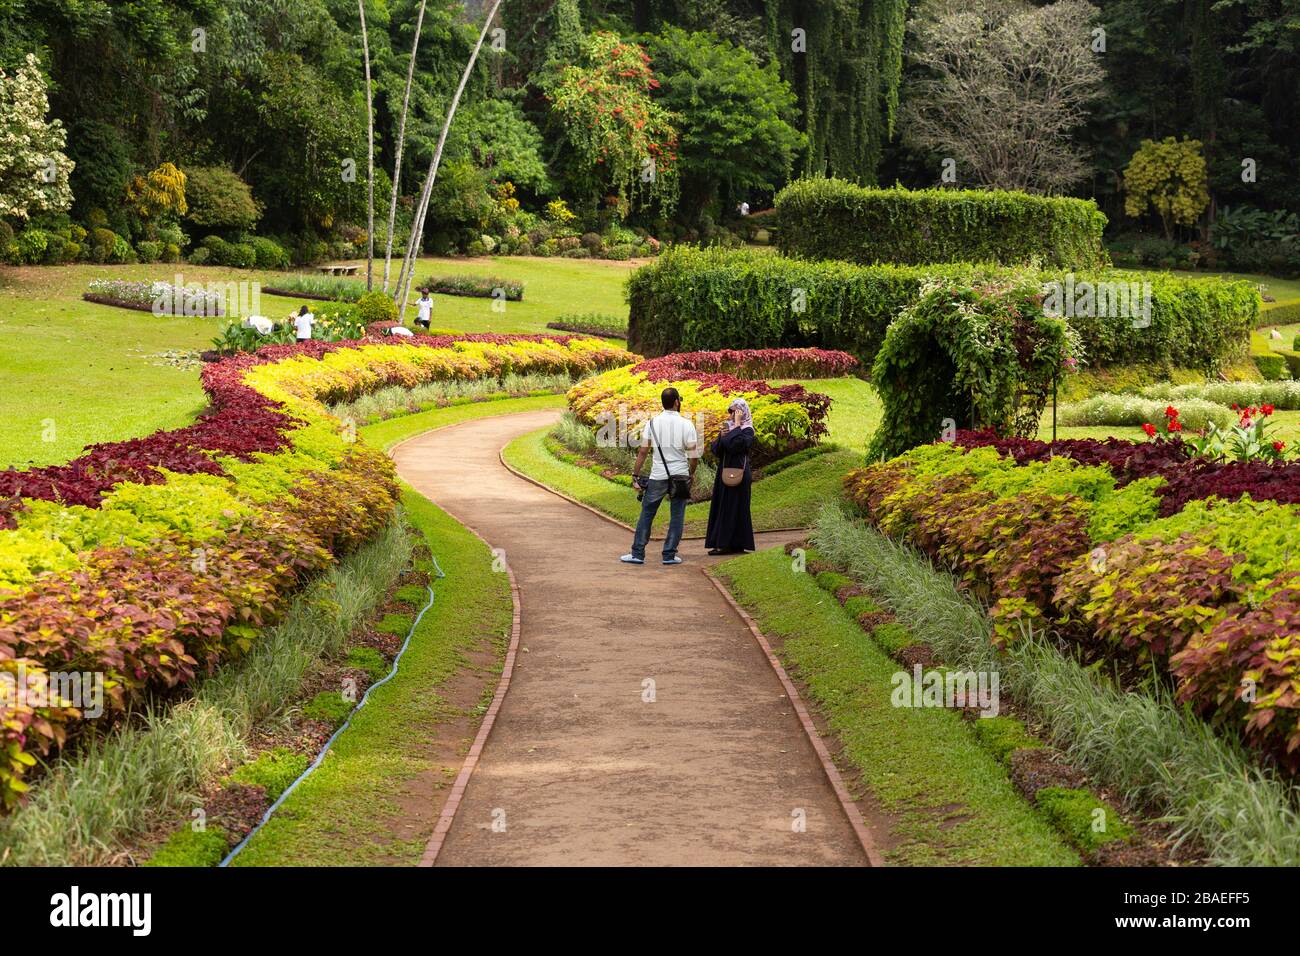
left=626, top=246, right=1259, bottom=374
left=774, top=179, right=1110, bottom=269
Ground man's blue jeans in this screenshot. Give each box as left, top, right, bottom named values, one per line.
left=631, top=478, right=686, bottom=561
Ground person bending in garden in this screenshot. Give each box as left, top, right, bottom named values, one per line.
left=294, top=304, right=315, bottom=342
left=704, top=398, right=756, bottom=556
left=622, top=387, right=698, bottom=566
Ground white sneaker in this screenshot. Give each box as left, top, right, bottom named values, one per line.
left=662, top=556, right=683, bottom=565
left=620, top=554, right=645, bottom=564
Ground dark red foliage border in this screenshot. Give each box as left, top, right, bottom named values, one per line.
left=1, top=331, right=597, bottom=507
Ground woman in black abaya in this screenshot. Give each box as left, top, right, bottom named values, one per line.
left=705, top=398, right=756, bottom=555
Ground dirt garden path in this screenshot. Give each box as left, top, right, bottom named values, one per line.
left=393, top=408, right=870, bottom=866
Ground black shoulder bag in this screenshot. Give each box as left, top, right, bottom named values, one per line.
left=648, top=420, right=693, bottom=501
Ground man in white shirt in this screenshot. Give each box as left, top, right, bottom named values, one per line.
left=294, top=306, right=315, bottom=341
left=415, top=288, right=433, bottom=329
left=621, top=387, right=699, bottom=566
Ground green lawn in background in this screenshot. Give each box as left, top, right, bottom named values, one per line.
left=0, top=256, right=634, bottom=468
left=5, top=256, right=1298, bottom=471
left=716, top=547, right=1079, bottom=866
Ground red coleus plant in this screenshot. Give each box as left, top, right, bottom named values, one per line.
left=634, top=348, right=855, bottom=439
left=955, top=429, right=1192, bottom=485
left=1054, top=532, right=1242, bottom=664
left=1173, top=573, right=1300, bottom=767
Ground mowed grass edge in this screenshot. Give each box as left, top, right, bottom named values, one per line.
left=230, top=486, right=513, bottom=866
left=715, top=546, right=1079, bottom=866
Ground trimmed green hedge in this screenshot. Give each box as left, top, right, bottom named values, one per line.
left=627, top=246, right=1259, bottom=374
left=774, top=179, right=1109, bottom=269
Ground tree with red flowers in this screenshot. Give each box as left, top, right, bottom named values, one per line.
left=543, top=31, right=680, bottom=217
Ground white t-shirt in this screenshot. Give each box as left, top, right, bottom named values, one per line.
left=643, top=410, right=698, bottom=480
left=294, top=312, right=315, bottom=340
left=416, top=296, right=433, bottom=322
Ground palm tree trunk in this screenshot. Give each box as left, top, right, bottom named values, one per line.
left=382, top=0, right=428, bottom=293
left=395, top=0, right=503, bottom=321
left=359, top=0, right=375, bottom=290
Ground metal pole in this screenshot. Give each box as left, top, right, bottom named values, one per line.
left=1052, top=372, right=1058, bottom=443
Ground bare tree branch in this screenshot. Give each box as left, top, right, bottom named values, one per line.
left=901, top=0, right=1105, bottom=194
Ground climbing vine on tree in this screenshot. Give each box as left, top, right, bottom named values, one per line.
left=867, top=277, right=1078, bottom=460
left=543, top=31, right=680, bottom=217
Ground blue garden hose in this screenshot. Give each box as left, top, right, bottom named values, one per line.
left=219, top=555, right=444, bottom=867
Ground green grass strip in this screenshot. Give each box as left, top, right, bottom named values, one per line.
left=142, top=826, right=230, bottom=868
left=230, top=486, right=513, bottom=867
left=359, top=393, right=566, bottom=452
left=716, top=547, right=1078, bottom=866
left=1036, top=788, right=1134, bottom=853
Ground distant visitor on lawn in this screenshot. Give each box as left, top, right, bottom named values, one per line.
left=622, top=387, right=698, bottom=566
left=416, top=288, right=433, bottom=329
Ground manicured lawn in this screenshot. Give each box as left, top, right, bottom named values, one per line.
left=716, top=546, right=1079, bottom=866
left=231, top=486, right=514, bottom=866
left=385, top=254, right=640, bottom=333
left=360, top=393, right=566, bottom=452
left=0, top=256, right=634, bottom=468
left=773, top=376, right=881, bottom=453
left=1123, top=268, right=1300, bottom=316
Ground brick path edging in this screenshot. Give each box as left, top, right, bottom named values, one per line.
left=703, top=568, right=886, bottom=867
left=416, top=503, right=524, bottom=868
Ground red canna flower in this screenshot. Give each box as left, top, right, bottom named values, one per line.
left=1142, top=422, right=1158, bottom=438
left=1165, top=405, right=1179, bottom=419
left=1262, top=404, right=1275, bottom=416
left=1274, top=440, right=1287, bottom=452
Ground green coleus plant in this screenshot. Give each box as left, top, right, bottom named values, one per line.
left=1054, top=532, right=1241, bottom=663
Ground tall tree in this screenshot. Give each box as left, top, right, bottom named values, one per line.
left=359, top=0, right=375, bottom=288
left=643, top=27, right=804, bottom=215
left=382, top=0, right=427, bottom=292
left=395, top=0, right=503, bottom=318
left=900, top=0, right=1106, bottom=193
left=762, top=0, right=907, bottom=184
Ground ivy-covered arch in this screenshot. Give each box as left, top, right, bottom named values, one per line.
left=866, top=278, right=1076, bottom=460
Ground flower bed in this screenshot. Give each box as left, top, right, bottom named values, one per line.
left=0, top=331, right=633, bottom=809
left=844, top=433, right=1300, bottom=768
left=84, top=279, right=225, bottom=317
left=565, top=348, right=855, bottom=462
left=546, top=313, right=627, bottom=338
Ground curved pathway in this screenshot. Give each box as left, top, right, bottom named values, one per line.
left=394, top=409, right=868, bottom=866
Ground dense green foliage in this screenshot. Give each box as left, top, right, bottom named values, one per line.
left=775, top=180, right=1109, bottom=268
left=641, top=27, right=803, bottom=211
left=867, top=279, right=1074, bottom=458
left=627, top=246, right=1259, bottom=373
left=183, top=166, right=262, bottom=233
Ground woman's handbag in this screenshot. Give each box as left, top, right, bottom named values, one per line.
left=649, top=421, right=693, bottom=500
left=721, top=455, right=748, bottom=488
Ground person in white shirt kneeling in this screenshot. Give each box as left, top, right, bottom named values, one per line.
left=621, top=387, right=699, bottom=566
